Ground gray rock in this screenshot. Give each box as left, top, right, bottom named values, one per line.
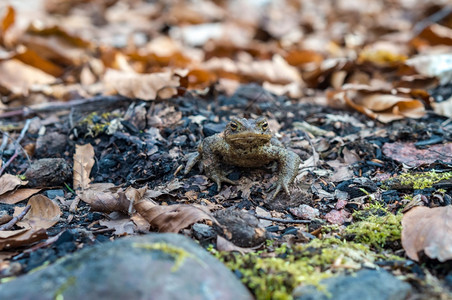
left=192, top=223, right=216, bottom=241
left=45, top=189, right=65, bottom=199
left=293, top=269, right=412, bottom=300
left=0, top=234, right=253, bottom=300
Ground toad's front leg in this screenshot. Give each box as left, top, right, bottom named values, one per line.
left=268, top=149, right=301, bottom=200
left=198, top=135, right=236, bottom=191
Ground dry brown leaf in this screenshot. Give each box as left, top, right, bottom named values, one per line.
left=0, top=59, right=56, bottom=96
left=0, top=5, right=15, bottom=36
left=0, top=227, right=47, bottom=251
left=79, top=183, right=131, bottom=214
left=405, top=54, right=452, bottom=85
left=0, top=188, right=41, bottom=204
left=13, top=46, right=64, bottom=77
left=432, top=94, right=452, bottom=118
left=73, top=143, right=95, bottom=190
left=216, top=235, right=254, bottom=254
left=285, top=50, right=323, bottom=67
left=134, top=201, right=214, bottom=233
left=131, top=213, right=151, bottom=232
left=99, top=216, right=136, bottom=236
left=330, top=88, right=425, bottom=123
left=203, top=54, right=302, bottom=85
left=17, top=194, right=61, bottom=230
left=402, top=206, right=452, bottom=262
left=20, top=24, right=92, bottom=66
left=0, top=194, right=59, bottom=251
left=415, top=24, right=452, bottom=47
left=0, top=174, right=27, bottom=196
left=103, top=69, right=180, bottom=100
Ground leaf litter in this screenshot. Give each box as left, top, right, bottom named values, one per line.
left=0, top=1, right=451, bottom=298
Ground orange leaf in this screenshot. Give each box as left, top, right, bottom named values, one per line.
left=0, top=6, right=14, bottom=34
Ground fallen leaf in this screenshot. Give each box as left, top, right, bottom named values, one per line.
left=405, top=54, right=452, bottom=85
left=0, top=5, right=15, bottom=35
left=73, top=143, right=95, bottom=190
left=134, top=201, right=214, bottom=233
left=131, top=213, right=151, bottom=232
left=20, top=24, right=92, bottom=66
left=0, top=59, right=56, bottom=96
left=382, top=142, right=452, bottom=167
left=103, top=69, right=180, bottom=100
left=402, top=206, right=452, bottom=262
left=415, top=24, right=452, bottom=47
left=330, top=88, right=425, bottom=123
left=13, top=45, right=64, bottom=77
left=327, top=159, right=354, bottom=182
left=99, top=215, right=136, bottom=236
left=432, top=94, right=452, bottom=118
left=0, top=188, right=41, bottom=204
left=79, top=183, right=131, bottom=214
left=203, top=54, right=302, bottom=85
left=216, top=235, right=254, bottom=254
left=0, top=227, right=47, bottom=251
left=0, top=174, right=27, bottom=195
left=17, top=194, right=61, bottom=229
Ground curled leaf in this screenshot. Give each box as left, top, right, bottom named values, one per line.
left=73, top=144, right=95, bottom=190
left=18, top=194, right=61, bottom=230
left=79, top=183, right=131, bottom=214
left=0, top=174, right=27, bottom=195
left=402, top=206, right=452, bottom=262
left=135, top=201, right=214, bottom=233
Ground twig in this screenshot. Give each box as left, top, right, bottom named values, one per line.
left=0, top=118, right=32, bottom=176
left=0, top=205, right=31, bottom=230
left=413, top=6, right=452, bottom=35
left=255, top=214, right=311, bottom=224
left=0, top=95, right=128, bottom=118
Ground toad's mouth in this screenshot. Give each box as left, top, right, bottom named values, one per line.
left=226, top=132, right=272, bottom=144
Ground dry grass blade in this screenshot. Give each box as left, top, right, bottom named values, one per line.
left=401, top=206, right=452, bottom=262
left=135, top=201, right=214, bottom=233
left=73, top=144, right=95, bottom=190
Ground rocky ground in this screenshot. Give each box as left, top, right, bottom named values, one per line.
left=0, top=1, right=452, bottom=299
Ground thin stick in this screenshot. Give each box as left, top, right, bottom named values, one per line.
left=255, top=215, right=311, bottom=224
left=0, top=95, right=127, bottom=118
left=0, top=205, right=31, bottom=231
left=0, top=118, right=32, bottom=176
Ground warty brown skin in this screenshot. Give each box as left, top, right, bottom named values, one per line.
left=184, top=117, right=301, bottom=199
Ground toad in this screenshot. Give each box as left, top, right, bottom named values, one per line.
left=184, top=117, right=301, bottom=199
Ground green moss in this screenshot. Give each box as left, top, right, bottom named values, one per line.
left=54, top=276, right=76, bottom=300
left=212, top=238, right=376, bottom=300
left=345, top=205, right=402, bottom=249
left=78, top=112, right=121, bottom=137
left=133, top=242, right=195, bottom=271
left=398, top=171, right=452, bottom=190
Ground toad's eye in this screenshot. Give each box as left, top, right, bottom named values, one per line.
left=230, top=122, right=238, bottom=131
left=261, top=122, right=268, bottom=130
